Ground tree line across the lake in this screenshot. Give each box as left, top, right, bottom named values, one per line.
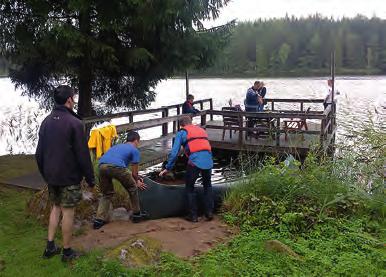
left=192, top=15, right=386, bottom=77
left=1, top=5, right=385, bottom=116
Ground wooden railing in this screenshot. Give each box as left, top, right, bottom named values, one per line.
left=83, top=97, right=336, bottom=151
left=83, top=98, right=213, bottom=136
left=265, top=98, right=325, bottom=112
left=204, top=98, right=337, bottom=149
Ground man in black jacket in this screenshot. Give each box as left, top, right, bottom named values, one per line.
left=36, top=85, right=95, bottom=262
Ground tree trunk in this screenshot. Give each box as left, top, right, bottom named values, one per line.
left=77, top=7, right=93, bottom=118
left=78, top=63, right=93, bottom=118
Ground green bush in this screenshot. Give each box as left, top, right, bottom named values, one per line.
left=223, top=144, right=385, bottom=233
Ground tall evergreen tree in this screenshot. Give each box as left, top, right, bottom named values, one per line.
left=0, top=0, right=232, bottom=116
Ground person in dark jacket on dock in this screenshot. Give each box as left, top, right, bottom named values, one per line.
left=182, top=94, right=200, bottom=115
left=36, top=85, right=95, bottom=262
left=159, top=115, right=214, bottom=222
left=257, top=81, right=267, bottom=112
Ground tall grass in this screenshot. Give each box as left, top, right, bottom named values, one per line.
left=223, top=122, right=385, bottom=233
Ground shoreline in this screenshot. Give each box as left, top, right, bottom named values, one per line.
left=2, top=73, right=385, bottom=80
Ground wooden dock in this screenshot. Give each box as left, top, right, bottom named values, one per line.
left=1, top=97, right=336, bottom=191
left=84, top=97, right=337, bottom=167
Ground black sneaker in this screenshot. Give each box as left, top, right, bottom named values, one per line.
left=62, top=249, right=82, bottom=262
left=42, top=245, right=61, bottom=259
left=93, top=219, right=107, bottom=230
left=185, top=215, right=198, bottom=223
left=131, top=211, right=149, bottom=223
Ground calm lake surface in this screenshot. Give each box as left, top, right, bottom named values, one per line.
left=1, top=76, right=385, bottom=157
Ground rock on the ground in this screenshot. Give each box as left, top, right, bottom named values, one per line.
left=111, top=207, right=132, bottom=222
left=105, top=236, right=161, bottom=268
left=264, top=240, right=302, bottom=260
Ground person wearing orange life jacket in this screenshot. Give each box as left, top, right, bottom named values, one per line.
left=160, top=115, right=214, bottom=222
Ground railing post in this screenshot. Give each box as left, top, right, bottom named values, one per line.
left=129, top=112, right=134, bottom=123
left=209, top=99, right=214, bottom=121
left=200, top=111, right=206, bottom=127
left=332, top=101, right=336, bottom=133
left=200, top=101, right=204, bottom=110
left=162, top=108, right=168, bottom=136
left=272, top=101, right=275, bottom=111
left=238, top=114, right=243, bottom=146
left=328, top=107, right=333, bottom=134
left=276, top=117, right=281, bottom=146
left=300, top=102, right=304, bottom=112
left=320, top=118, right=325, bottom=149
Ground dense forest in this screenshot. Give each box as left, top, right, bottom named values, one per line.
left=194, top=15, right=386, bottom=76
left=2, top=15, right=386, bottom=78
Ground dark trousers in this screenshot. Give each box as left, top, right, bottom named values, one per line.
left=96, top=164, right=140, bottom=221
left=185, top=163, right=214, bottom=217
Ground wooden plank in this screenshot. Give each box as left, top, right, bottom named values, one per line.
left=266, top=98, right=325, bottom=103
left=138, top=134, right=174, bottom=168
left=83, top=98, right=212, bottom=124
left=131, top=118, right=331, bottom=169
left=206, top=110, right=326, bottom=120
left=115, top=111, right=206, bottom=133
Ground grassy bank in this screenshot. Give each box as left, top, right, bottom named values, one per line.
left=1, top=188, right=383, bottom=277
left=0, top=125, right=384, bottom=276
left=0, top=154, right=37, bottom=182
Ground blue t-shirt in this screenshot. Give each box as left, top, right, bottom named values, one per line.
left=99, top=143, right=140, bottom=168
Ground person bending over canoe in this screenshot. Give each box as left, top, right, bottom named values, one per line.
left=93, top=131, right=148, bottom=229
left=160, top=115, right=214, bottom=222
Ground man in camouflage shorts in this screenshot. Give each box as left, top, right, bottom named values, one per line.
left=93, top=131, right=147, bottom=229
left=36, top=86, right=95, bottom=262
left=48, top=185, right=83, bottom=208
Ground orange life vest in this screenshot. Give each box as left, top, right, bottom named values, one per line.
left=181, top=124, right=211, bottom=155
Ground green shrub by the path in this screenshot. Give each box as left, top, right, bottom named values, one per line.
left=223, top=154, right=384, bottom=233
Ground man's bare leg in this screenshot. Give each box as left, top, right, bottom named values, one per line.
left=61, top=207, right=75, bottom=249
left=43, top=205, right=62, bottom=258
left=48, top=205, right=61, bottom=241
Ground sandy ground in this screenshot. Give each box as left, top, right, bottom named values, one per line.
left=73, top=216, right=237, bottom=258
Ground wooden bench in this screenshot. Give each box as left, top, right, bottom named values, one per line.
left=221, top=107, right=241, bottom=140
left=283, top=107, right=310, bottom=141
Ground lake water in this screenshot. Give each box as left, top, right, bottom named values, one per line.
left=0, top=76, right=385, bottom=156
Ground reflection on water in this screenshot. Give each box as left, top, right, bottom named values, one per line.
left=1, top=76, right=385, bottom=155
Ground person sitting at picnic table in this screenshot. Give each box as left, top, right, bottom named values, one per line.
left=244, top=81, right=261, bottom=135
left=257, top=81, right=267, bottom=112
left=182, top=94, right=200, bottom=115
left=245, top=81, right=260, bottom=112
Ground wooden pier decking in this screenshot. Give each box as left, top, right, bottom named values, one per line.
left=85, top=97, right=337, bottom=167
left=2, top=97, right=336, bottom=191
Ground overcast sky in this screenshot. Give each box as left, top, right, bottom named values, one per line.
left=206, top=0, right=386, bottom=27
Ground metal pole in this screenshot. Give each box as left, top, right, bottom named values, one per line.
left=185, top=70, right=189, bottom=99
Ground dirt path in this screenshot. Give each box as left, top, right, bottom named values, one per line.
left=73, top=216, right=236, bottom=258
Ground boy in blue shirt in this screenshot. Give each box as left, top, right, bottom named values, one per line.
left=93, top=131, right=147, bottom=229
left=160, top=115, right=214, bottom=222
